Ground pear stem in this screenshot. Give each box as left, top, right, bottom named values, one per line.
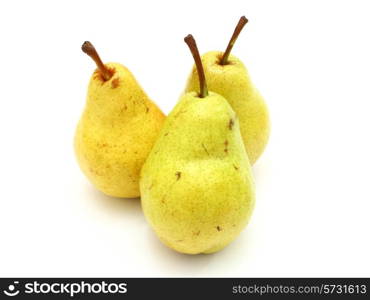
left=184, top=34, right=208, bottom=98
left=81, top=41, right=112, bottom=81
left=220, top=16, right=248, bottom=65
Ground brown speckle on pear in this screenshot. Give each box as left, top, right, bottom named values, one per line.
left=111, top=78, right=120, bottom=89
left=228, top=118, right=234, bottom=130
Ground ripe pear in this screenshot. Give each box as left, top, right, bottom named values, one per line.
left=75, top=41, right=165, bottom=198
left=140, top=35, right=255, bottom=254
left=185, top=16, right=270, bottom=165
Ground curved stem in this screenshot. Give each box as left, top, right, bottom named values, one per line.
left=220, top=16, right=248, bottom=65
left=81, top=41, right=112, bottom=81
left=184, top=34, right=208, bottom=98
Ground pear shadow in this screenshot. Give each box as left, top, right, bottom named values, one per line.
left=83, top=183, right=143, bottom=217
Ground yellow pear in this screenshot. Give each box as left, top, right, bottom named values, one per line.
left=140, top=35, right=255, bottom=254
left=185, top=17, right=270, bottom=164
left=75, top=42, right=165, bottom=198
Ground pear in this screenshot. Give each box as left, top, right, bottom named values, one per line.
left=75, top=41, right=165, bottom=198
left=185, top=16, right=270, bottom=165
left=140, top=35, right=255, bottom=254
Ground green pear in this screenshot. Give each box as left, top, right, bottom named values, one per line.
left=185, top=16, right=270, bottom=165
left=75, top=42, right=165, bottom=198
left=140, top=35, right=255, bottom=254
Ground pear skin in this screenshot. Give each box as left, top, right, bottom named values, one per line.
left=185, top=17, right=270, bottom=165
left=140, top=35, right=255, bottom=254
left=75, top=42, right=165, bottom=198
left=140, top=92, right=255, bottom=254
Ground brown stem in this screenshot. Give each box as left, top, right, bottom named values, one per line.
left=184, top=34, right=208, bottom=98
left=220, top=16, right=248, bottom=65
left=81, top=41, right=112, bottom=81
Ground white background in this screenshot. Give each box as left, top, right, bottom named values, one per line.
left=0, top=0, right=369, bottom=277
